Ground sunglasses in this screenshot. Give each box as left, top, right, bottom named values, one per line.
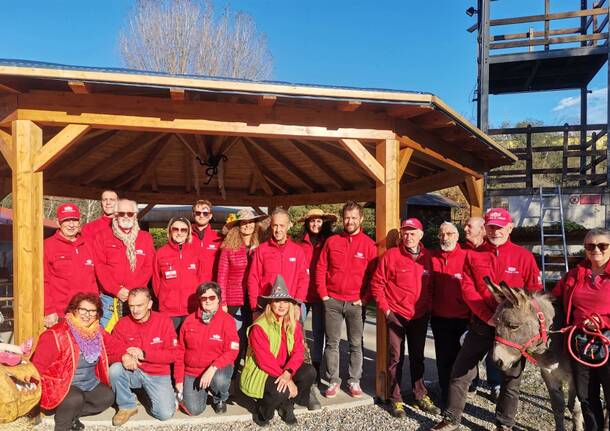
left=171, top=227, right=189, bottom=233
left=584, top=243, right=610, bottom=252
left=116, top=212, right=135, bottom=218
left=200, top=295, right=217, bottom=302
left=194, top=211, right=211, bottom=217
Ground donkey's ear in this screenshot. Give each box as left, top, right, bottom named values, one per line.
left=485, top=276, right=505, bottom=303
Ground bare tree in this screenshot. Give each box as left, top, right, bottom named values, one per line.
left=118, top=0, right=273, bottom=80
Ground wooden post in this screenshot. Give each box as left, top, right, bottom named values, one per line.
left=465, top=176, right=485, bottom=217
left=374, top=138, right=399, bottom=401
left=11, top=120, right=44, bottom=344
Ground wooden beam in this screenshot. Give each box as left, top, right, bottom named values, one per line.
left=398, top=148, right=413, bottom=178
left=0, top=128, right=14, bottom=170
left=184, top=143, right=193, bottom=193
left=137, top=203, right=156, bottom=220
left=464, top=176, right=484, bottom=216
left=216, top=136, right=241, bottom=156
left=284, top=140, right=348, bottom=190
left=401, top=171, right=464, bottom=198
left=239, top=141, right=275, bottom=196
left=33, top=124, right=91, bottom=172
left=337, top=101, right=361, bottom=112
left=68, top=81, right=90, bottom=94
left=170, top=88, right=185, bottom=101
left=130, top=135, right=173, bottom=191
left=12, top=120, right=44, bottom=344
left=258, top=95, right=277, bottom=107
left=248, top=174, right=257, bottom=194
left=0, top=83, right=20, bottom=94
left=339, top=138, right=385, bottom=184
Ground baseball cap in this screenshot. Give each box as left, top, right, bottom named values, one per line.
left=484, top=208, right=512, bottom=227
left=400, top=218, right=423, bottom=231
left=57, top=203, right=80, bottom=222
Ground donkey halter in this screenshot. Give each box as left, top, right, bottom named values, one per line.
left=494, top=297, right=548, bottom=365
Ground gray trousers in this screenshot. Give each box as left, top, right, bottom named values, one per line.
left=323, top=297, right=363, bottom=386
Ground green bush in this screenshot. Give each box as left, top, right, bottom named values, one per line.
left=150, top=228, right=168, bottom=248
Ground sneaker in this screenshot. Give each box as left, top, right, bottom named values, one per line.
left=413, top=395, right=440, bottom=415
left=430, top=418, right=460, bottom=431
left=348, top=382, right=364, bottom=398
left=324, top=382, right=340, bottom=398
left=212, top=400, right=227, bottom=414
left=112, top=408, right=138, bottom=426
left=308, top=387, right=322, bottom=410
left=391, top=401, right=406, bottom=418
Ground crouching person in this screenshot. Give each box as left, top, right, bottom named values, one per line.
left=240, top=275, right=316, bottom=426
left=174, top=282, right=238, bottom=415
left=108, top=288, right=179, bottom=425
left=32, top=292, right=115, bottom=431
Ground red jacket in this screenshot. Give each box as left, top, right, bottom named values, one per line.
left=249, top=320, right=305, bottom=378
left=81, top=215, right=113, bottom=240
left=316, top=230, right=377, bottom=302
left=108, top=311, right=178, bottom=376
left=44, top=231, right=98, bottom=316
left=461, top=239, right=542, bottom=323
left=370, top=244, right=431, bottom=320
left=247, top=239, right=309, bottom=310
left=300, top=233, right=329, bottom=304
left=31, top=321, right=118, bottom=409
left=430, top=245, right=470, bottom=319
left=174, top=309, right=239, bottom=383
left=152, top=241, right=203, bottom=317
left=192, top=225, right=221, bottom=282
left=217, top=245, right=255, bottom=307
left=552, top=260, right=610, bottom=328
left=93, top=228, right=155, bottom=296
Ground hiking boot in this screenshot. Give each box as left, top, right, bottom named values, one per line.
left=324, top=382, right=340, bottom=398
left=278, top=403, right=297, bottom=425
left=391, top=401, right=406, bottom=418
left=112, top=408, right=138, bottom=426
left=71, top=419, right=85, bottom=431
left=308, top=386, right=322, bottom=410
left=348, top=382, right=364, bottom=398
left=413, top=395, right=440, bottom=415
left=430, top=418, right=460, bottom=431
left=212, top=400, right=227, bottom=414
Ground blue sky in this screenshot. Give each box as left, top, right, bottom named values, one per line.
left=0, top=0, right=606, bottom=127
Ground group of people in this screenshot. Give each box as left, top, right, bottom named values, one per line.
left=29, top=188, right=610, bottom=431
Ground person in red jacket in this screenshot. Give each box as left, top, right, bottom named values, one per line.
left=153, top=216, right=202, bottom=330
left=552, top=228, right=610, bottom=431
left=431, top=208, right=542, bottom=431
left=463, top=216, right=485, bottom=250
left=44, top=203, right=98, bottom=328
left=429, top=222, right=470, bottom=408
left=81, top=190, right=118, bottom=240
left=175, top=282, right=239, bottom=416
left=247, top=208, right=308, bottom=318
left=108, top=288, right=179, bottom=425
left=371, top=218, right=438, bottom=417
left=32, top=292, right=117, bottom=431
left=191, top=199, right=221, bottom=282
left=317, top=201, right=376, bottom=399
left=93, top=199, right=155, bottom=329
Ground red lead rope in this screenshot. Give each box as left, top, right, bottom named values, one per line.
left=560, top=314, right=610, bottom=368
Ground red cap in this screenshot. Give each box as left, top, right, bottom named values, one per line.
left=57, top=203, right=80, bottom=222
left=484, top=208, right=512, bottom=227
left=400, top=218, right=423, bottom=231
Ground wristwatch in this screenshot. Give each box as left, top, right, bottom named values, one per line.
left=285, top=368, right=294, bottom=375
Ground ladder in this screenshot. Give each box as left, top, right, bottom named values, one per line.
left=539, top=185, right=569, bottom=287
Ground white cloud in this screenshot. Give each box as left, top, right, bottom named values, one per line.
left=552, top=87, right=607, bottom=123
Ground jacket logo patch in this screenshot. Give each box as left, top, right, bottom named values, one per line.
left=188, top=263, right=197, bottom=270
left=505, top=267, right=519, bottom=274
left=289, top=257, right=296, bottom=262
left=172, top=339, right=178, bottom=347
left=136, top=249, right=145, bottom=255
left=210, top=334, right=222, bottom=341
left=453, top=273, right=462, bottom=280
left=355, top=252, right=365, bottom=259
left=150, top=337, right=163, bottom=344
left=85, top=259, right=94, bottom=266
left=230, top=341, right=239, bottom=350
left=208, top=244, right=217, bottom=250
left=423, top=270, right=430, bottom=276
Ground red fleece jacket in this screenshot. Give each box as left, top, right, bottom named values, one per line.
left=192, top=225, right=221, bottom=282
left=81, top=215, right=113, bottom=240
left=430, top=245, right=470, bottom=320
left=44, top=231, right=98, bottom=316
left=300, top=233, right=330, bottom=303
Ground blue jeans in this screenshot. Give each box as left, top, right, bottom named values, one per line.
left=109, top=363, right=175, bottom=421
left=181, top=365, right=233, bottom=416
left=305, top=302, right=325, bottom=364
left=99, top=293, right=115, bottom=329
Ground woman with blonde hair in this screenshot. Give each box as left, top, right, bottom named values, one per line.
left=240, top=275, right=316, bottom=426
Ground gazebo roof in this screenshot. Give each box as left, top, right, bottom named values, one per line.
left=0, top=59, right=516, bottom=206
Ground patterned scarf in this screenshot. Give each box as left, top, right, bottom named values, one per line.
left=66, top=313, right=102, bottom=364
left=112, top=218, right=140, bottom=272
left=201, top=309, right=217, bottom=324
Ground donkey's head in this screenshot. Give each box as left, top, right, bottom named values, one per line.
left=485, top=276, right=553, bottom=370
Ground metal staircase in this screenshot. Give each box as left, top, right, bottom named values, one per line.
left=538, top=186, right=569, bottom=287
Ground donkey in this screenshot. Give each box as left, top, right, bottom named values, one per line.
left=485, top=277, right=583, bottom=431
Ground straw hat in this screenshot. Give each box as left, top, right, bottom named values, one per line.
left=297, top=208, right=337, bottom=223
left=260, top=275, right=297, bottom=304
left=222, top=208, right=269, bottom=234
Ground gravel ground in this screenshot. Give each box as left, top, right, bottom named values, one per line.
left=30, top=362, right=568, bottom=431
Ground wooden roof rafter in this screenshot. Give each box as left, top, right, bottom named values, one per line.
left=238, top=139, right=291, bottom=195
left=129, top=134, right=174, bottom=191
left=288, top=140, right=352, bottom=191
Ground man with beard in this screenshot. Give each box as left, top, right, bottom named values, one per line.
left=81, top=190, right=118, bottom=240
left=431, top=208, right=542, bottom=431
left=93, top=199, right=155, bottom=329
left=109, top=288, right=178, bottom=425
left=317, top=201, right=376, bottom=399
left=371, top=218, right=438, bottom=417
left=191, top=200, right=221, bottom=282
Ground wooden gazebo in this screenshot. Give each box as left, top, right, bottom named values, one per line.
left=0, top=59, right=516, bottom=399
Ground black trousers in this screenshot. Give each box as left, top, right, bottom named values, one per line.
left=257, top=364, right=316, bottom=421
left=430, top=316, right=470, bottom=405
left=54, top=383, right=114, bottom=431
left=572, top=359, right=610, bottom=431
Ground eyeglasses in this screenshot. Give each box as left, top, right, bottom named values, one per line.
left=77, top=307, right=98, bottom=316
left=200, top=295, right=217, bottom=302
left=171, top=227, right=189, bottom=233
left=116, top=212, right=135, bottom=218
left=584, top=243, right=610, bottom=252
left=194, top=211, right=211, bottom=217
